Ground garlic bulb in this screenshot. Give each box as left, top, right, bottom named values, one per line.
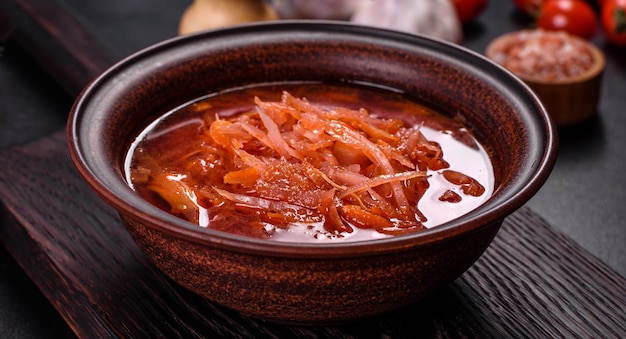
left=272, top=0, right=360, bottom=20
left=350, top=0, right=463, bottom=44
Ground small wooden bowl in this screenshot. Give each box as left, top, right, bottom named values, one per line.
left=486, top=29, right=605, bottom=127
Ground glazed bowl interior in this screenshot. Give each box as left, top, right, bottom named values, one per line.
left=67, top=21, right=557, bottom=323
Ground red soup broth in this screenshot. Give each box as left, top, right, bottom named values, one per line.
left=125, top=83, right=494, bottom=243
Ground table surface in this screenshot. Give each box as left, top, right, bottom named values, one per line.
left=1, top=1, right=624, bottom=338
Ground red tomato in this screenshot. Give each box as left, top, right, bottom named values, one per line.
left=537, top=0, right=598, bottom=39
left=451, top=0, right=489, bottom=24
left=514, top=0, right=544, bottom=17
left=601, top=0, right=626, bottom=45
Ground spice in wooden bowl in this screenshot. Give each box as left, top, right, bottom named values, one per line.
left=486, top=29, right=605, bottom=126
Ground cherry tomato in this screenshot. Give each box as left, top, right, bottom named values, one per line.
left=537, top=0, right=598, bottom=39
left=601, top=0, right=626, bottom=45
left=514, top=0, right=544, bottom=17
left=451, top=0, right=489, bottom=24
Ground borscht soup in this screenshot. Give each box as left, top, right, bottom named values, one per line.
left=125, top=83, right=494, bottom=242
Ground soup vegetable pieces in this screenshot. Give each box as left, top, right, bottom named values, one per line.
left=127, top=85, right=492, bottom=242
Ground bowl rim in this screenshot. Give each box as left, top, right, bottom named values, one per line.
left=67, top=20, right=558, bottom=258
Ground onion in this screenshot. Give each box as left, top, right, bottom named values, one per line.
left=179, top=0, right=279, bottom=35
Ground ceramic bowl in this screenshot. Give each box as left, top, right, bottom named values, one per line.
left=486, top=29, right=605, bottom=127
left=67, top=22, right=557, bottom=324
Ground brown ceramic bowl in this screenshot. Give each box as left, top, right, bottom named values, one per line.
left=486, top=29, right=605, bottom=127
left=67, top=22, right=557, bottom=324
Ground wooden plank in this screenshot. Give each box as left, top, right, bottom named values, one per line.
left=0, top=130, right=624, bottom=338
left=0, top=0, right=116, bottom=97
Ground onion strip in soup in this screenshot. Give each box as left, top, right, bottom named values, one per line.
left=126, top=84, right=493, bottom=242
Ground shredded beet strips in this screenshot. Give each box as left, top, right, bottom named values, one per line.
left=129, top=89, right=487, bottom=240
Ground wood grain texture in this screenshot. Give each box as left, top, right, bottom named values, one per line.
left=0, top=0, right=116, bottom=97
left=0, top=130, right=624, bottom=338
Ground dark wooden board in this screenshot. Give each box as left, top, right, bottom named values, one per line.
left=0, top=130, right=624, bottom=338
left=0, top=0, right=117, bottom=98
